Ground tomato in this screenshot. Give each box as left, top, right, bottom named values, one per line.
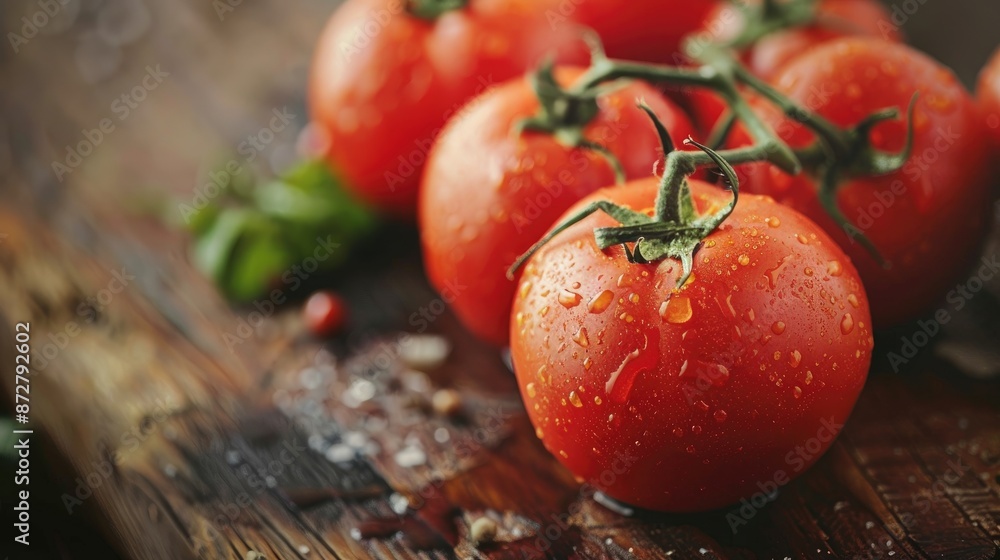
left=510, top=177, right=872, bottom=512
left=681, top=0, right=902, bottom=136
left=420, top=68, right=696, bottom=346
left=304, top=290, right=348, bottom=336
left=730, top=38, right=995, bottom=327
left=310, top=0, right=590, bottom=217
left=554, top=0, right=718, bottom=64
left=701, top=0, right=901, bottom=81
left=978, top=47, right=1000, bottom=149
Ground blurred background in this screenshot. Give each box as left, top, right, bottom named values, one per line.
left=1, top=0, right=998, bottom=558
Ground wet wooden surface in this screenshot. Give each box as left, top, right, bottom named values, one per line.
left=1, top=1, right=1000, bottom=559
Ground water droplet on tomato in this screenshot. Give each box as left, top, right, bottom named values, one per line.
left=572, top=327, right=589, bottom=347
left=535, top=427, right=544, bottom=438
left=526, top=383, right=536, bottom=398
left=605, top=333, right=658, bottom=403
left=558, top=290, right=581, bottom=308
left=841, top=313, right=855, bottom=335
left=686, top=445, right=697, bottom=454
left=660, top=296, right=693, bottom=324
left=673, top=427, right=684, bottom=437
left=588, top=290, right=614, bottom=313
left=827, top=260, right=843, bottom=277
left=804, top=370, right=814, bottom=385
left=771, top=321, right=786, bottom=335
left=691, top=425, right=702, bottom=435
left=789, top=350, right=802, bottom=368
left=569, top=391, right=583, bottom=408
left=793, top=386, right=803, bottom=399
left=714, top=409, right=728, bottom=423
left=847, top=294, right=859, bottom=308
left=738, top=254, right=750, bottom=266
left=767, top=217, right=781, bottom=228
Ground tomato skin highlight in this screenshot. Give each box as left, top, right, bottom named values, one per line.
left=978, top=47, right=1000, bottom=150
left=510, top=178, right=872, bottom=512
left=732, top=38, right=996, bottom=327
left=420, top=68, right=696, bottom=346
left=309, top=0, right=590, bottom=217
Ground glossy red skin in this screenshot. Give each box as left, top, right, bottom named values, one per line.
left=421, top=68, right=696, bottom=346
left=730, top=38, right=995, bottom=327
left=511, top=178, right=872, bottom=512
left=556, top=0, right=717, bottom=64
left=304, top=291, right=348, bottom=336
left=310, top=0, right=590, bottom=217
left=978, top=47, right=1000, bottom=150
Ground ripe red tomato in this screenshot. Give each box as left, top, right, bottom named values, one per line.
left=552, top=0, right=718, bottom=64
left=681, top=0, right=902, bottom=137
left=978, top=47, right=1000, bottom=149
left=310, top=0, right=590, bottom=217
left=420, top=68, right=696, bottom=346
left=511, top=177, right=872, bottom=512
left=304, top=290, right=348, bottom=336
left=731, top=38, right=995, bottom=327
left=700, top=0, right=901, bottom=81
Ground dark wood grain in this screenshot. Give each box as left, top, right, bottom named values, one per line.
left=1, top=1, right=999, bottom=559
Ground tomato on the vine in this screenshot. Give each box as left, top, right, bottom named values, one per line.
left=511, top=177, right=872, bottom=512
left=310, top=0, right=591, bottom=217
left=681, top=0, right=902, bottom=137
left=420, top=68, right=696, bottom=346
left=978, top=47, right=1000, bottom=149
left=702, top=0, right=901, bottom=81
left=730, top=38, right=995, bottom=327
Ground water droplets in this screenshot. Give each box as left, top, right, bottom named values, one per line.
left=572, top=327, right=590, bottom=348
left=568, top=391, right=583, bottom=408
left=660, top=296, right=693, bottom=324
left=738, top=254, right=750, bottom=266
left=789, top=350, right=802, bottom=368
left=841, top=313, right=855, bottom=335
left=771, top=321, right=786, bottom=335
left=827, top=260, right=843, bottom=277
left=558, top=289, right=582, bottom=308
left=588, top=290, right=614, bottom=314
left=526, top=382, right=537, bottom=398
left=714, top=409, right=728, bottom=423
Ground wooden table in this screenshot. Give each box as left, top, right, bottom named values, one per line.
left=2, top=1, right=999, bottom=558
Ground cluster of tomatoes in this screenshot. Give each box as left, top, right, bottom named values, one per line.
left=309, top=0, right=1000, bottom=512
